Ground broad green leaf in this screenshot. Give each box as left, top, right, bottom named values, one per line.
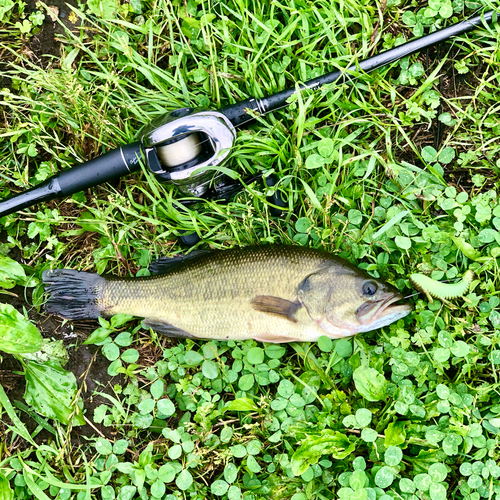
left=151, top=479, right=165, bottom=498
left=265, top=345, right=287, bottom=359
left=0, top=469, right=14, bottom=500
left=375, top=466, right=395, bottom=488
left=83, top=327, right=112, bottom=345
left=348, top=209, right=363, bottom=225
left=317, top=138, right=334, bottom=157
left=184, top=350, right=204, bottom=365
left=422, top=146, right=438, bottom=163
left=439, top=3, right=453, bottom=18
left=24, top=361, right=84, bottom=426
left=318, top=137, right=335, bottom=158
left=246, top=347, right=264, bottom=364
left=238, top=374, right=254, bottom=391
left=157, top=399, right=175, bottom=416
left=335, top=339, right=352, bottom=357
left=22, top=339, right=69, bottom=366
left=150, top=380, right=165, bottom=399
left=228, top=485, right=242, bottom=500
left=385, top=446, right=403, bottom=466
left=0, top=0, right=15, bottom=22
left=211, top=480, right=229, bottom=496
left=305, top=154, right=325, bottom=169
left=110, top=314, right=134, bottom=328
left=246, top=455, right=261, bottom=473
left=353, top=366, right=387, bottom=402
left=224, top=463, right=238, bottom=483
left=295, top=217, right=312, bottom=233
left=385, top=421, right=407, bottom=447
left=355, top=408, right=372, bottom=427
left=395, top=235, right=411, bottom=250
left=318, top=336, right=333, bottom=352
left=176, top=470, right=193, bottom=491
left=438, top=147, right=455, bottom=164
left=202, top=359, right=219, bottom=379
left=402, top=11, right=416, bottom=25
left=121, top=348, right=139, bottom=363
left=361, top=428, right=377, bottom=442
left=87, top=0, right=119, bottom=19
left=114, top=332, right=132, bottom=347
left=278, top=379, right=294, bottom=398
left=138, top=398, right=155, bottom=414
left=95, top=437, right=113, bottom=455
left=409, top=62, right=424, bottom=78
left=0, top=256, right=27, bottom=289
left=103, top=343, right=120, bottom=361
left=291, top=430, right=355, bottom=475
left=0, top=303, right=43, bottom=354
left=225, top=398, right=258, bottom=412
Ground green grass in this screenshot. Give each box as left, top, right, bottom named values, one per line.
left=1, top=0, right=500, bottom=499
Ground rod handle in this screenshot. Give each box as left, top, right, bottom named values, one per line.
left=0, top=142, right=143, bottom=219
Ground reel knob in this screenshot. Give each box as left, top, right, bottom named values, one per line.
left=140, top=109, right=236, bottom=197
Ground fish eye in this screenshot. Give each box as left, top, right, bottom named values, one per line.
left=362, top=281, right=378, bottom=296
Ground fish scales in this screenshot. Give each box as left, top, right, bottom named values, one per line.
left=101, top=247, right=329, bottom=341
left=43, top=246, right=412, bottom=343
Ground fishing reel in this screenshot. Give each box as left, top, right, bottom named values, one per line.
left=140, top=108, right=237, bottom=197
left=0, top=8, right=493, bottom=222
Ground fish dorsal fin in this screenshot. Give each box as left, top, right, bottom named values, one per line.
left=142, top=318, right=195, bottom=338
left=149, top=249, right=213, bottom=275
left=251, top=296, right=301, bottom=323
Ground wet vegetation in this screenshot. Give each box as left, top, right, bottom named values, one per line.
left=1, top=0, right=500, bottom=499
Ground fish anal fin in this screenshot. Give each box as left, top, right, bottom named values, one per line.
left=142, top=319, right=195, bottom=339
left=251, top=296, right=301, bottom=323
left=254, top=334, right=302, bottom=344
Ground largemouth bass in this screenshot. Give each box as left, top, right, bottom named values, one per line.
left=42, top=246, right=411, bottom=343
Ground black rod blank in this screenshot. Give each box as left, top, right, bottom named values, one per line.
left=0, top=142, right=143, bottom=218
left=0, top=10, right=495, bottom=219
left=222, top=10, right=495, bottom=126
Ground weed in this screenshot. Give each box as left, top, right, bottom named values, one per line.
left=1, top=0, right=500, bottom=499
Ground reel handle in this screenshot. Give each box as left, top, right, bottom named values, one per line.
left=0, top=142, right=142, bottom=219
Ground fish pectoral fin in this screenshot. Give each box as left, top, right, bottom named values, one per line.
left=250, top=295, right=301, bottom=323
left=142, top=319, right=195, bottom=339
left=254, top=334, right=302, bottom=344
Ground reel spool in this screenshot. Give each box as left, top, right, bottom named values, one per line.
left=156, top=133, right=202, bottom=168
left=141, top=108, right=236, bottom=197
left=0, top=9, right=493, bottom=221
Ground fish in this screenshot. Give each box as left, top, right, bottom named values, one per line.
left=42, top=245, right=412, bottom=344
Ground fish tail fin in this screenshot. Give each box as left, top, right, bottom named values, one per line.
left=42, top=269, right=106, bottom=320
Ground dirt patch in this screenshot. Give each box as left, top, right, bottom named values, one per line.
left=0, top=282, right=123, bottom=445
left=23, top=0, right=81, bottom=65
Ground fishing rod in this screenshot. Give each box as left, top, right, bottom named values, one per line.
left=0, top=9, right=495, bottom=219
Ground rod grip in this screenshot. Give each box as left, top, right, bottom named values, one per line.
left=57, top=141, right=143, bottom=195
left=0, top=142, right=143, bottom=219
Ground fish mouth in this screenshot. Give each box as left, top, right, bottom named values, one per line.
left=376, top=294, right=412, bottom=321
left=356, top=293, right=412, bottom=326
